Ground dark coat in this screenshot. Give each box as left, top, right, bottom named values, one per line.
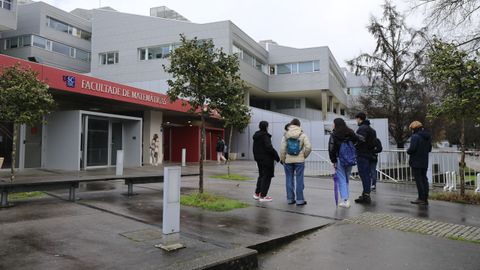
left=355, top=120, right=377, bottom=160
left=407, top=129, right=432, bottom=169
left=328, top=128, right=359, bottom=164
left=253, top=130, right=280, bottom=165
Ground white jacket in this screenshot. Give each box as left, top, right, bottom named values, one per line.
left=280, top=125, right=312, bottom=164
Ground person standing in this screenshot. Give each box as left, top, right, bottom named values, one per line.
left=253, top=121, right=280, bottom=202
left=280, top=119, right=312, bottom=206
left=354, top=112, right=377, bottom=204
left=216, top=137, right=227, bottom=164
left=150, top=133, right=160, bottom=166
left=329, top=118, right=358, bottom=208
left=407, top=121, right=432, bottom=206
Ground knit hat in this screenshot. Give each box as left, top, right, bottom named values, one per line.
left=409, top=121, right=423, bottom=130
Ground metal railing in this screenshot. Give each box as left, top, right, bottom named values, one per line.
left=307, top=149, right=480, bottom=191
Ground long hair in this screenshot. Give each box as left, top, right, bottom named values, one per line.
left=333, top=118, right=354, bottom=137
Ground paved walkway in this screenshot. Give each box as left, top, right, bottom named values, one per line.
left=0, top=161, right=479, bottom=270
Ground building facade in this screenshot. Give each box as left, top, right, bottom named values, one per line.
left=0, top=2, right=383, bottom=170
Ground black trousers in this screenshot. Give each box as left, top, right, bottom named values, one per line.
left=255, top=161, right=274, bottom=197
left=412, top=168, right=429, bottom=201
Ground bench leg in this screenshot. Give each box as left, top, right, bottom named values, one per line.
left=69, top=185, right=76, bottom=202
left=127, top=183, right=133, bottom=196
left=1, top=190, right=8, bottom=208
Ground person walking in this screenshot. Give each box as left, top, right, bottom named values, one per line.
left=407, top=121, right=432, bottom=206
left=150, top=133, right=160, bottom=166
left=253, top=121, right=280, bottom=202
left=329, top=118, right=359, bottom=208
left=354, top=112, right=377, bottom=204
left=280, top=119, right=312, bottom=206
left=216, top=137, right=227, bottom=164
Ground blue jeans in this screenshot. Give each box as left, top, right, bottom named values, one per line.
left=336, top=159, right=352, bottom=200
left=284, top=163, right=305, bottom=204
left=357, top=156, right=372, bottom=194
left=370, top=160, right=378, bottom=186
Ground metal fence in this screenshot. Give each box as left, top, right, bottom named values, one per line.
left=306, top=149, right=480, bottom=191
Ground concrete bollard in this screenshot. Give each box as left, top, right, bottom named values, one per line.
left=155, top=166, right=184, bottom=251
left=181, top=148, right=186, bottom=167
left=116, top=150, right=124, bottom=176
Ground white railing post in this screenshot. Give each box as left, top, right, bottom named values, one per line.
left=427, top=154, right=433, bottom=188
left=444, top=171, right=451, bottom=192
left=476, top=173, right=480, bottom=193
left=449, top=171, right=457, bottom=192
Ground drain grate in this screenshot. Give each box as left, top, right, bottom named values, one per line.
left=347, top=213, right=480, bottom=243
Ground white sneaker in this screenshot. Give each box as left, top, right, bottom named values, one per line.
left=339, top=200, right=351, bottom=208
left=253, top=193, right=260, bottom=200
left=259, top=196, right=273, bottom=202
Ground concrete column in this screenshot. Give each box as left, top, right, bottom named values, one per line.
left=143, top=110, right=163, bottom=165
left=321, top=91, right=328, bottom=121
left=336, top=103, right=342, bottom=116
left=244, top=90, right=250, bottom=107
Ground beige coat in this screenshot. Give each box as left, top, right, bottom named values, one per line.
left=280, top=125, right=312, bottom=164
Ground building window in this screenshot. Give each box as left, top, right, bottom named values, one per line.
left=52, top=42, right=71, bottom=56
left=46, top=16, right=92, bottom=41
left=1, top=0, right=12, bottom=10
left=232, top=43, right=267, bottom=74
left=32, top=35, right=47, bottom=49
left=277, top=63, right=292, bottom=75
left=100, top=51, right=119, bottom=65
left=276, top=99, right=301, bottom=109
left=272, top=60, right=320, bottom=75
left=138, top=45, right=172, bottom=61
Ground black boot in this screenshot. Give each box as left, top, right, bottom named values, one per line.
left=354, top=193, right=371, bottom=204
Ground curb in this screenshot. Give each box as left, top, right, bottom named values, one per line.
left=164, top=247, right=258, bottom=270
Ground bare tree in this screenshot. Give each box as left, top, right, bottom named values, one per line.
left=348, top=1, right=427, bottom=148
left=414, top=0, right=480, bottom=50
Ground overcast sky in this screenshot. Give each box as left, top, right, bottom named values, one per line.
left=43, top=0, right=425, bottom=67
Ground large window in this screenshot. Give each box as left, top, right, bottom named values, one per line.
left=139, top=45, right=172, bottom=60
left=276, top=99, right=301, bottom=109
left=3, top=35, right=32, bottom=49
left=46, top=16, right=92, bottom=41
left=100, top=51, right=119, bottom=65
left=232, top=43, right=267, bottom=74
left=271, top=60, right=320, bottom=75
left=1, top=0, right=12, bottom=10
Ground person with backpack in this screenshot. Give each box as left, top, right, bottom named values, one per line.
left=280, top=119, right=312, bottom=205
left=329, top=118, right=359, bottom=208
left=253, top=121, right=280, bottom=202
left=216, top=137, right=227, bottom=164
left=407, top=121, right=432, bottom=205
left=354, top=112, right=377, bottom=204
left=371, top=137, right=383, bottom=191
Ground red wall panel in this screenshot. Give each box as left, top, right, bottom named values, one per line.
left=170, top=126, right=200, bottom=162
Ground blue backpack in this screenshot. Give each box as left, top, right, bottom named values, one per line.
left=287, top=137, right=302, bottom=155
left=339, top=141, right=357, bottom=166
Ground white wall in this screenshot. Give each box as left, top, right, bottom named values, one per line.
left=43, top=111, right=81, bottom=170
left=124, top=120, right=142, bottom=167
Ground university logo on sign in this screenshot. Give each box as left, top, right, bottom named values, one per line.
left=63, top=75, right=76, bottom=88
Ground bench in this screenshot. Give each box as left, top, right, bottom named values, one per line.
left=0, top=173, right=199, bottom=208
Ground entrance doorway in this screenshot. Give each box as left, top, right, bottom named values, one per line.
left=83, top=116, right=124, bottom=169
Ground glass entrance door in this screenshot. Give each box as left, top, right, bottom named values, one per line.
left=110, top=122, right=123, bottom=165
left=24, top=124, right=43, bottom=168
left=87, top=118, right=109, bottom=167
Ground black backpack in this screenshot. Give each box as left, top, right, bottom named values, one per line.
left=373, top=138, right=383, bottom=154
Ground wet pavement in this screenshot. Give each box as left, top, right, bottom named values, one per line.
left=1, top=161, right=479, bottom=269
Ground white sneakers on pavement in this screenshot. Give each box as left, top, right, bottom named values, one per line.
left=259, top=196, right=273, bottom=202
left=338, top=199, right=351, bottom=208
left=253, top=193, right=260, bottom=200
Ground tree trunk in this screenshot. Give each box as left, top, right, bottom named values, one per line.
left=10, top=123, right=18, bottom=182
left=227, top=126, right=233, bottom=176
left=459, top=117, right=466, bottom=196
left=199, top=114, right=206, bottom=194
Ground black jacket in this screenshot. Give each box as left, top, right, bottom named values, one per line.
left=329, top=128, right=359, bottom=164
left=253, top=130, right=280, bottom=164
left=407, top=129, right=432, bottom=169
left=355, top=120, right=377, bottom=160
